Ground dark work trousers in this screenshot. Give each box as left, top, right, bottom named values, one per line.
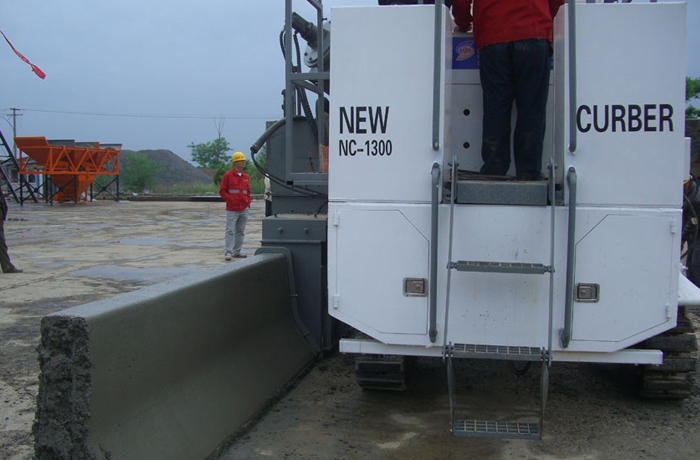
left=688, top=240, right=700, bottom=288
left=479, top=39, right=551, bottom=177
left=0, top=216, right=16, bottom=273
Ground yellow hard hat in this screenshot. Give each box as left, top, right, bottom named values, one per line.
left=232, top=152, right=246, bottom=163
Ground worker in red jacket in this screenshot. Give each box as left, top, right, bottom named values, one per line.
left=452, top=0, right=565, bottom=180
left=219, top=152, right=251, bottom=260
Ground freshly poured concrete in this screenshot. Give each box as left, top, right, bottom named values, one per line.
left=34, top=254, right=316, bottom=460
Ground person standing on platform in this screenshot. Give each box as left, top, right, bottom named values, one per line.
left=452, top=0, right=564, bottom=180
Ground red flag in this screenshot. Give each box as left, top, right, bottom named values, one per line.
left=0, top=29, right=46, bottom=79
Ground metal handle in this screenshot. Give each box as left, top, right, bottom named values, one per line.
left=429, top=162, right=441, bottom=342
left=561, top=167, right=577, bottom=348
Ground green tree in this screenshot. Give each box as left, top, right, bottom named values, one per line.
left=688, top=76, right=700, bottom=119
left=120, top=153, right=162, bottom=192
left=213, top=162, right=232, bottom=186
left=189, top=137, right=231, bottom=168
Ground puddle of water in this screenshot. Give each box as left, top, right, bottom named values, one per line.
left=118, top=238, right=174, bottom=246
left=44, top=261, right=82, bottom=268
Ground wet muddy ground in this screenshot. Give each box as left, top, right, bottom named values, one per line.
left=1, top=199, right=699, bottom=460
left=0, top=199, right=264, bottom=460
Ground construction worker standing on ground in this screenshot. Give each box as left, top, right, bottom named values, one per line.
left=0, top=189, right=22, bottom=274
left=219, top=152, right=251, bottom=260
left=452, top=0, right=565, bottom=180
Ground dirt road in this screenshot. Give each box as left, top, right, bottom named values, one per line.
left=1, top=199, right=699, bottom=460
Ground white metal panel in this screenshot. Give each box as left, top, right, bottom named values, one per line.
left=678, top=274, right=700, bottom=307
left=555, top=3, right=687, bottom=207
left=329, top=5, right=450, bottom=203
left=329, top=205, right=431, bottom=341
left=438, top=205, right=556, bottom=348
left=571, top=214, right=679, bottom=342
left=329, top=202, right=680, bottom=353
left=340, top=338, right=664, bottom=365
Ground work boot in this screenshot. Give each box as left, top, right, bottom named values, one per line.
left=516, top=171, right=546, bottom=181
left=2, top=266, right=22, bottom=274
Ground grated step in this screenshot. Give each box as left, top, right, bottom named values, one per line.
left=452, top=343, right=543, bottom=361
left=453, top=420, right=541, bottom=440
left=451, top=261, right=550, bottom=274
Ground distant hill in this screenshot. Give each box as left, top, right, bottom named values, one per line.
left=120, top=149, right=212, bottom=187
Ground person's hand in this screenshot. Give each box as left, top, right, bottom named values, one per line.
left=454, top=22, right=472, bottom=33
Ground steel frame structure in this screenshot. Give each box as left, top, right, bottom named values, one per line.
left=14, top=137, right=121, bottom=204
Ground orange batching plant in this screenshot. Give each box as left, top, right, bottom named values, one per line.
left=14, top=136, right=121, bottom=203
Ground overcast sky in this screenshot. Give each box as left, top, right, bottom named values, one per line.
left=2, top=0, right=699, bottom=165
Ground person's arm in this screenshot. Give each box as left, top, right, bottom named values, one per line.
left=452, top=0, right=473, bottom=33
left=219, top=173, right=230, bottom=201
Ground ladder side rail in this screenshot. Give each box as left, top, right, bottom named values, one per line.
left=547, top=158, right=557, bottom=362
left=442, top=155, right=459, bottom=357
left=284, top=0, right=329, bottom=185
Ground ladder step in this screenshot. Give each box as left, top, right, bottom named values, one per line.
left=451, top=260, right=550, bottom=274
left=452, top=343, right=543, bottom=361
left=453, top=420, right=541, bottom=440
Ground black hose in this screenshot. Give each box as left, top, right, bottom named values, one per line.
left=249, top=117, right=327, bottom=198
left=293, top=32, right=319, bottom=146
left=682, top=193, right=698, bottom=260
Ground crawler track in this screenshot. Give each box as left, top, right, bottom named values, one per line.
left=639, top=308, right=698, bottom=399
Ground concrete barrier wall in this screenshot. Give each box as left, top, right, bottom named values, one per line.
left=33, top=253, right=316, bottom=460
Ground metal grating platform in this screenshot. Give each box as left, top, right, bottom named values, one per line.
left=453, top=420, right=541, bottom=440
left=451, top=260, right=550, bottom=274
left=452, top=179, right=548, bottom=206
left=452, top=343, right=543, bottom=361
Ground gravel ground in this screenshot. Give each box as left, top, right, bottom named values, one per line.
left=1, top=199, right=699, bottom=460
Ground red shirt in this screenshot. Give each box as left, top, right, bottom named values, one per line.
left=452, top=0, right=564, bottom=49
left=219, top=169, right=251, bottom=212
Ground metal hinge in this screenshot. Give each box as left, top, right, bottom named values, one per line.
left=333, top=210, right=340, bottom=226
left=333, top=294, right=339, bottom=309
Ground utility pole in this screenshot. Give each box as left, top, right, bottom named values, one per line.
left=10, top=108, right=22, bottom=158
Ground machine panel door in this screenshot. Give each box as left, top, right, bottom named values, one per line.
left=571, top=214, right=677, bottom=345
left=330, top=208, right=430, bottom=338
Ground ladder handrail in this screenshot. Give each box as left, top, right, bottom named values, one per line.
left=561, top=166, right=577, bottom=348
left=547, top=159, right=557, bottom=363
left=567, top=0, right=577, bottom=154
left=441, top=154, right=459, bottom=357
left=429, top=162, right=441, bottom=343
left=431, top=0, right=445, bottom=151
left=284, top=0, right=329, bottom=184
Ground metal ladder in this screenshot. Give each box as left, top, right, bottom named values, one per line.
left=441, top=155, right=557, bottom=440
